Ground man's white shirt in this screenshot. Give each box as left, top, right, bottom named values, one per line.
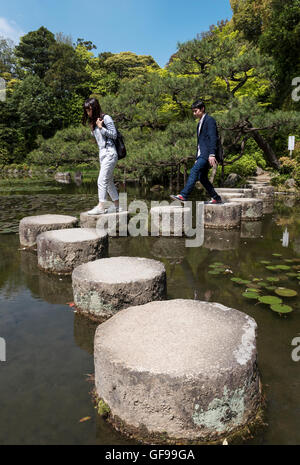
left=197, top=113, right=206, bottom=158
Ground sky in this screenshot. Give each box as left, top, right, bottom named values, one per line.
left=0, top=0, right=233, bottom=68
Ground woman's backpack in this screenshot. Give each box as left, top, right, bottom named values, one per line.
left=100, top=113, right=127, bottom=160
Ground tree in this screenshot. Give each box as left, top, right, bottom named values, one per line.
left=230, top=0, right=272, bottom=42
left=101, top=51, right=159, bottom=79
left=0, top=36, right=15, bottom=74
left=15, top=26, right=56, bottom=79
left=44, top=42, right=89, bottom=97
left=259, top=0, right=300, bottom=107
left=9, top=75, right=60, bottom=149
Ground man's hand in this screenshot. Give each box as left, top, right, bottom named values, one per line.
left=208, top=155, right=217, bottom=167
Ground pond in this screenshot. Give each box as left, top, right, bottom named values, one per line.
left=0, top=175, right=300, bottom=445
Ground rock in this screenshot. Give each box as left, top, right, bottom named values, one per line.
left=72, top=257, right=166, bottom=321
left=150, top=185, right=164, bottom=191
left=55, top=172, right=71, bottom=184
left=284, top=178, right=296, bottom=189
left=37, top=228, right=108, bottom=274
left=256, top=167, right=264, bottom=176
left=94, top=299, right=262, bottom=443
left=224, top=173, right=241, bottom=188
left=19, top=214, right=79, bottom=248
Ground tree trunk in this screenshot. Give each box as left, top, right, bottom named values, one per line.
left=209, top=164, right=218, bottom=184
left=183, top=162, right=187, bottom=185
left=249, top=128, right=280, bottom=169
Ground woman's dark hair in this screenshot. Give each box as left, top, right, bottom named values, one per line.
left=191, top=99, right=205, bottom=111
left=82, top=97, right=102, bottom=130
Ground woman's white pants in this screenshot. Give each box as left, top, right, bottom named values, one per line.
left=97, top=148, right=119, bottom=202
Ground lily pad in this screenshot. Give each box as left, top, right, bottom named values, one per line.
left=208, top=270, right=221, bottom=275
left=266, top=276, right=280, bottom=282
left=270, top=304, right=293, bottom=314
left=242, top=292, right=259, bottom=299
left=275, top=265, right=291, bottom=271
left=286, top=273, right=298, bottom=278
left=231, top=277, right=245, bottom=284
left=274, top=288, right=298, bottom=297
left=272, top=253, right=282, bottom=257
left=260, top=260, right=271, bottom=265
left=266, top=266, right=278, bottom=271
left=266, top=286, right=277, bottom=291
left=258, top=295, right=282, bottom=305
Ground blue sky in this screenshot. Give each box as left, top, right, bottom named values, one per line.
left=0, top=0, right=233, bottom=67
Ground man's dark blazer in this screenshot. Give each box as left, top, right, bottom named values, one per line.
left=196, top=114, right=218, bottom=161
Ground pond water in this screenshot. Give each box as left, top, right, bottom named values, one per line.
left=0, top=175, right=300, bottom=445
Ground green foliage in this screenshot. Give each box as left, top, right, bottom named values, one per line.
left=26, top=125, right=98, bottom=165
left=1, top=21, right=300, bottom=189
left=44, top=42, right=89, bottom=97
left=224, top=154, right=257, bottom=177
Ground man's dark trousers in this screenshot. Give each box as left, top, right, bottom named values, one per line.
left=180, top=157, right=221, bottom=200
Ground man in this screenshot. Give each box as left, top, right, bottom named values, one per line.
left=170, top=100, right=222, bottom=204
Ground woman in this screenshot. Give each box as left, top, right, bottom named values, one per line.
left=83, top=97, right=119, bottom=215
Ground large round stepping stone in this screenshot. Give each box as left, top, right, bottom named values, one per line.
left=37, top=228, right=108, bottom=274
left=19, top=214, right=78, bottom=248
left=94, top=299, right=262, bottom=444
left=204, top=202, right=241, bottom=229
left=150, top=205, right=192, bottom=236
left=72, top=257, right=166, bottom=320
left=80, top=210, right=129, bottom=236
left=228, top=198, right=263, bottom=221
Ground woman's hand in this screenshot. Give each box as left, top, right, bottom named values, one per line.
left=96, top=118, right=103, bottom=129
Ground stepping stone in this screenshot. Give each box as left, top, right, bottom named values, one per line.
left=94, top=299, right=262, bottom=444
left=19, top=214, right=78, bottom=248
left=72, top=257, right=166, bottom=321
left=80, top=210, right=129, bottom=236
left=216, top=188, right=253, bottom=197
left=203, top=202, right=241, bottom=229
left=251, top=186, right=274, bottom=214
left=150, top=205, right=192, bottom=236
left=228, top=198, right=263, bottom=221
left=37, top=228, right=108, bottom=274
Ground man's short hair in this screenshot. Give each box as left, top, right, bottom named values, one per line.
left=191, top=99, right=205, bottom=111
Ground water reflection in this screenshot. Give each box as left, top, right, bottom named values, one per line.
left=74, top=313, right=98, bottom=355
left=151, top=236, right=186, bottom=262
left=203, top=229, right=240, bottom=250
left=20, top=250, right=74, bottom=304
left=241, top=221, right=263, bottom=239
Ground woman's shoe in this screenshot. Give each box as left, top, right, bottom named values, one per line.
left=87, top=206, right=107, bottom=215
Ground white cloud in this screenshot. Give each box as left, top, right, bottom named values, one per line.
left=0, top=17, right=24, bottom=44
